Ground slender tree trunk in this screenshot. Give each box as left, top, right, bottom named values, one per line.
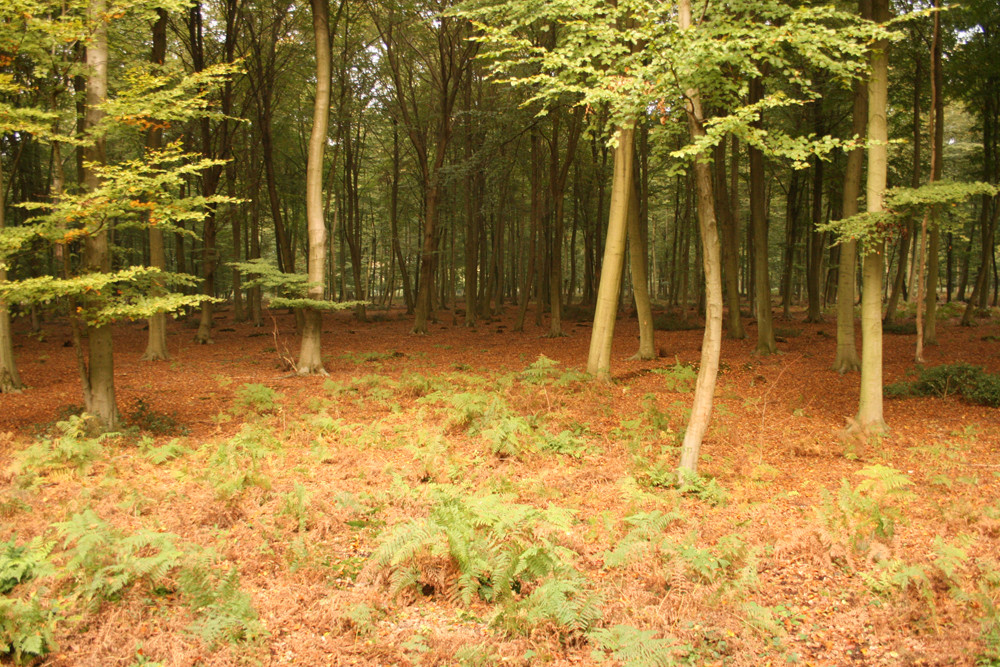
left=389, top=121, right=414, bottom=314
left=921, top=0, right=944, bottom=347
left=749, top=78, right=776, bottom=354
left=833, top=33, right=868, bottom=373
left=81, top=0, right=119, bottom=429
left=143, top=8, right=170, bottom=362
left=586, top=127, right=634, bottom=378
left=854, top=0, right=890, bottom=434
left=805, top=101, right=826, bottom=323
left=0, top=154, right=23, bottom=393
left=781, top=169, right=801, bottom=318
left=297, top=0, right=332, bottom=375
left=715, top=140, right=745, bottom=338
left=628, top=177, right=655, bottom=359
left=676, top=0, right=724, bottom=481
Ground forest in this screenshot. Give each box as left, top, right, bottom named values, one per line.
left=1, top=0, right=999, bottom=664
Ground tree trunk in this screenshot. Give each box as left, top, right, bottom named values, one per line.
left=715, top=141, right=745, bottom=338
left=81, top=0, right=119, bottom=429
left=0, top=155, right=23, bottom=393
left=586, top=127, right=634, bottom=378
left=676, top=0, right=723, bottom=482
left=832, top=34, right=867, bottom=373
left=854, top=0, right=890, bottom=434
left=297, top=0, right=332, bottom=375
left=628, top=177, right=655, bottom=360
left=921, top=0, right=944, bottom=348
left=142, top=8, right=170, bottom=362
left=749, top=131, right=776, bottom=353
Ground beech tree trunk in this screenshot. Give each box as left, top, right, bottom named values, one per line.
left=832, top=32, right=867, bottom=374
left=297, top=0, right=333, bottom=375
left=586, top=127, right=634, bottom=378
left=628, top=177, right=655, bottom=360
left=676, top=0, right=724, bottom=481
left=81, top=0, right=119, bottom=430
left=749, top=78, right=776, bottom=355
left=854, top=0, right=890, bottom=434
left=142, top=8, right=170, bottom=362
left=0, top=157, right=22, bottom=393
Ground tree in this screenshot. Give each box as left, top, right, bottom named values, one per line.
left=296, top=0, right=336, bottom=375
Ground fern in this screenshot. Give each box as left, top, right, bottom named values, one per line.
left=819, top=465, right=914, bottom=552
left=17, top=415, right=108, bottom=475
left=370, top=490, right=587, bottom=615
left=182, top=567, right=265, bottom=648
left=588, top=624, right=689, bottom=666
left=0, top=537, right=53, bottom=595
left=493, top=574, right=603, bottom=639
left=0, top=595, right=57, bottom=664
left=141, top=438, right=188, bottom=464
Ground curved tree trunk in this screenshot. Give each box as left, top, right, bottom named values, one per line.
left=676, top=0, right=724, bottom=481
left=297, top=0, right=332, bottom=375
left=586, top=127, right=634, bottom=378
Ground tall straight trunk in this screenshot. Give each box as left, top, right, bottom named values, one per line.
left=833, top=31, right=868, bottom=373
left=143, top=8, right=170, bottom=362
left=547, top=106, right=582, bottom=337
left=516, top=131, right=543, bottom=331
left=389, top=121, right=414, bottom=314
left=628, top=177, right=655, bottom=359
left=750, top=78, right=776, bottom=354
left=677, top=0, right=724, bottom=481
left=855, top=0, right=890, bottom=434
left=805, top=101, right=825, bottom=323
left=81, top=0, right=119, bottom=429
left=586, top=127, right=634, bottom=378
left=920, top=0, right=944, bottom=348
left=297, top=0, right=332, bottom=375
left=961, top=87, right=998, bottom=324
left=781, top=169, right=802, bottom=318
left=0, top=153, right=22, bottom=393
left=715, top=141, right=745, bottom=338
left=462, top=77, right=479, bottom=326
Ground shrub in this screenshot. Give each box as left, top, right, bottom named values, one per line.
left=884, top=363, right=1000, bottom=407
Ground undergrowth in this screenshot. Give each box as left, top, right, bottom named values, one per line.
left=885, top=363, right=1000, bottom=407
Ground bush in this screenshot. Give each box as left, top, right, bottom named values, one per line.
left=884, top=363, right=1000, bottom=407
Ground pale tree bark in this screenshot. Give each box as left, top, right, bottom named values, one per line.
left=749, top=77, right=776, bottom=355
left=832, top=22, right=868, bottom=374
left=805, top=98, right=826, bottom=323
left=627, top=177, right=655, bottom=360
left=586, top=127, right=634, bottom=378
left=297, top=0, right=334, bottom=375
left=854, top=0, right=890, bottom=434
left=81, top=0, right=119, bottom=429
left=676, top=0, right=724, bottom=482
left=142, top=8, right=170, bottom=362
left=0, top=155, right=23, bottom=393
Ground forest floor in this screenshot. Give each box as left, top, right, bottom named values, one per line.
left=1, top=300, right=999, bottom=667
